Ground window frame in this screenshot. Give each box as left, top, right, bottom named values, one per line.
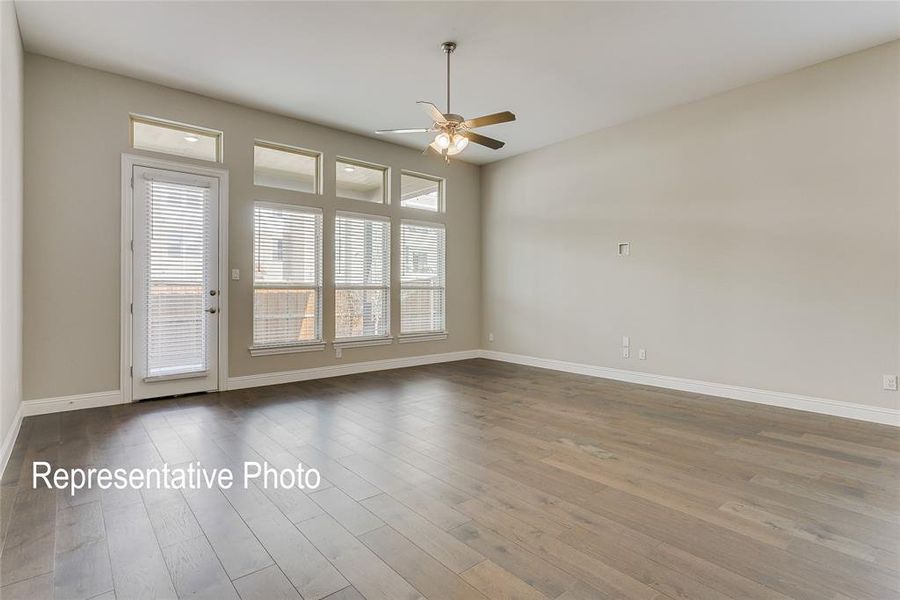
left=250, top=201, right=324, bottom=355
left=253, top=140, right=323, bottom=195
left=130, top=114, right=223, bottom=162
left=399, top=219, right=447, bottom=340
left=400, top=170, right=445, bottom=213
left=333, top=211, right=393, bottom=346
left=335, top=156, right=390, bottom=204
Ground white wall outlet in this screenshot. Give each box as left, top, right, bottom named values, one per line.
left=623, top=347, right=630, bottom=359
left=335, top=346, right=342, bottom=359
left=618, top=242, right=630, bottom=256
left=639, top=349, right=647, bottom=360
left=884, top=375, right=898, bottom=391
left=488, top=332, right=494, bottom=343
left=622, top=336, right=630, bottom=347
left=231, top=268, right=240, bottom=281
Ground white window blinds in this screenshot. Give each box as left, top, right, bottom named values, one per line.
left=400, top=221, right=446, bottom=334
left=146, top=180, right=211, bottom=377
left=253, top=203, right=322, bottom=347
left=335, top=213, right=391, bottom=339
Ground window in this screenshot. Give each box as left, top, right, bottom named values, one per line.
left=400, top=172, right=442, bottom=212
left=336, top=159, right=387, bottom=203
left=254, top=141, right=320, bottom=194
left=131, top=115, right=221, bottom=162
left=400, top=221, right=445, bottom=335
left=252, top=203, right=323, bottom=353
left=334, top=213, right=391, bottom=341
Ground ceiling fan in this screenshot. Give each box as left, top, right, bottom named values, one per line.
left=375, top=41, right=516, bottom=160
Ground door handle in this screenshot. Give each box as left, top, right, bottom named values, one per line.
left=206, top=307, right=218, bottom=314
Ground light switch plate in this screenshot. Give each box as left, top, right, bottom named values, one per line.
left=231, top=268, right=240, bottom=281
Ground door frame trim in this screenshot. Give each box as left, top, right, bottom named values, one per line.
left=120, top=153, right=230, bottom=403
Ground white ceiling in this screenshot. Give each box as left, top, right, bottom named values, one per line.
left=15, top=1, right=900, bottom=164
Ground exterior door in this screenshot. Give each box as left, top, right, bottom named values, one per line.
left=132, top=166, right=219, bottom=400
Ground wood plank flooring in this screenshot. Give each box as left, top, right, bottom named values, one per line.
left=0, top=358, right=897, bottom=599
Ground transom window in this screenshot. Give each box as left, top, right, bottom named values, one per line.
left=336, top=159, right=387, bottom=203
left=254, top=141, right=321, bottom=194
left=131, top=115, right=221, bottom=162
left=400, top=171, right=443, bottom=212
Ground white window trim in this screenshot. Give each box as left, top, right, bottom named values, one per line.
left=120, top=154, right=230, bottom=402
left=400, top=169, right=445, bottom=213
left=251, top=201, right=324, bottom=353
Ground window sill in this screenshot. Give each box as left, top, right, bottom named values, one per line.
left=333, top=337, right=394, bottom=349
left=249, top=342, right=326, bottom=357
left=398, top=332, right=448, bottom=344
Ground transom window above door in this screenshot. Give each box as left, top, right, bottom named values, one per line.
left=130, top=114, right=222, bottom=162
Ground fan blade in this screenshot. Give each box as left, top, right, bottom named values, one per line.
left=417, top=101, right=447, bottom=124
left=462, top=111, right=516, bottom=129
left=462, top=130, right=505, bottom=150
left=375, top=128, right=432, bottom=134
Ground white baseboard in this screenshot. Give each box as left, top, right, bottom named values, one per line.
left=21, top=390, right=125, bottom=417
left=0, top=402, right=25, bottom=477
left=227, top=349, right=481, bottom=390
left=479, top=350, right=900, bottom=427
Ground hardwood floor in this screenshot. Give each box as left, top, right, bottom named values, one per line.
left=0, top=358, right=897, bottom=599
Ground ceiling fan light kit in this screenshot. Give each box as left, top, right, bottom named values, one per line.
left=375, top=41, right=516, bottom=161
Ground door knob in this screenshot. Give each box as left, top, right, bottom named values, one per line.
left=209, top=290, right=217, bottom=296
left=206, top=307, right=218, bottom=314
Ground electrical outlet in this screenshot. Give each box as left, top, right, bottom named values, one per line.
left=623, top=347, right=630, bottom=359
left=231, top=268, right=240, bottom=281
left=639, top=349, right=647, bottom=360
left=488, top=332, right=494, bottom=343
left=335, top=347, right=342, bottom=359
left=884, top=375, right=898, bottom=391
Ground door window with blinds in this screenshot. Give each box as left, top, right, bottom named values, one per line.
left=144, top=180, right=212, bottom=376
left=252, top=202, right=323, bottom=352
left=400, top=221, right=446, bottom=334
left=131, top=165, right=219, bottom=401
left=334, top=213, right=391, bottom=340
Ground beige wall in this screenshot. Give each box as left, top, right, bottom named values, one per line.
left=23, top=54, right=481, bottom=400
left=1, top=2, right=24, bottom=444
left=482, top=42, right=900, bottom=410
